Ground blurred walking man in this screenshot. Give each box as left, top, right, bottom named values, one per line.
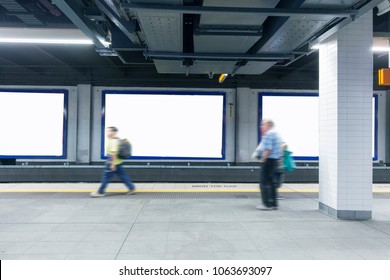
left=91, top=127, right=136, bottom=197
left=253, top=119, right=282, bottom=210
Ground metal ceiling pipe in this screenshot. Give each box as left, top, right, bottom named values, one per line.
left=144, top=51, right=294, bottom=61
left=120, top=3, right=358, bottom=18
left=194, top=25, right=263, bottom=37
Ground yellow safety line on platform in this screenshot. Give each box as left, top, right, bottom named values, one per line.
left=0, top=189, right=309, bottom=193
left=0, top=189, right=388, bottom=193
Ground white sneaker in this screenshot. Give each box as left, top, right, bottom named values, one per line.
left=126, top=189, right=136, bottom=195
left=256, top=205, right=273, bottom=211
left=90, top=192, right=105, bottom=198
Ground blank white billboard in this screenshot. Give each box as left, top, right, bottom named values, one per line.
left=260, top=93, right=377, bottom=160
left=103, top=91, right=225, bottom=159
left=0, top=90, right=67, bottom=158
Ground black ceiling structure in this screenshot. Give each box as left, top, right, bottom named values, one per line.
left=0, top=0, right=389, bottom=90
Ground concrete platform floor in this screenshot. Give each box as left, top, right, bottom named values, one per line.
left=1, top=183, right=390, bottom=260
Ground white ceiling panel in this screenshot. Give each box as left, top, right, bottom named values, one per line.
left=199, top=0, right=280, bottom=26
left=194, top=35, right=260, bottom=53
left=258, top=0, right=361, bottom=53
left=302, top=0, right=357, bottom=9
left=235, top=61, right=277, bottom=75
left=133, top=0, right=183, bottom=52
left=154, top=59, right=237, bottom=74
left=260, top=18, right=330, bottom=52
left=137, top=14, right=182, bottom=51
left=154, top=59, right=275, bottom=75
left=194, top=0, right=279, bottom=54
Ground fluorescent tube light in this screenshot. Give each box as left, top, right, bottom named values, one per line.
left=0, top=38, right=93, bottom=45
left=0, top=28, right=95, bottom=45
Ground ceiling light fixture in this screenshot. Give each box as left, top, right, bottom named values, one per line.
left=0, top=38, right=93, bottom=45
left=0, top=27, right=95, bottom=45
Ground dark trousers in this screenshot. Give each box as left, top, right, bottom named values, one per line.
left=260, top=158, right=278, bottom=207
left=98, top=163, right=135, bottom=194
left=275, top=167, right=285, bottom=189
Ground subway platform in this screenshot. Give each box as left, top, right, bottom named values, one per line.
left=1, top=183, right=390, bottom=260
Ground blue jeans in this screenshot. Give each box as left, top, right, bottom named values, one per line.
left=98, top=163, right=135, bottom=194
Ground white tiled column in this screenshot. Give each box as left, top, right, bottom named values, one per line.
left=236, top=88, right=259, bottom=162
left=319, top=12, right=373, bottom=220
left=76, top=84, right=92, bottom=164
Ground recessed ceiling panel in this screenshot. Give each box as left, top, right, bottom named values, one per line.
left=132, top=0, right=183, bottom=52
left=257, top=0, right=359, bottom=55
left=260, top=18, right=330, bottom=52
left=154, top=59, right=236, bottom=74
left=199, top=0, right=280, bottom=26
left=195, top=0, right=279, bottom=54
left=235, top=61, right=277, bottom=75
left=302, top=0, right=357, bottom=9
left=194, top=35, right=261, bottom=53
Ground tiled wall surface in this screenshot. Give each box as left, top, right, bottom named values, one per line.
left=319, top=12, right=373, bottom=211
left=236, top=88, right=259, bottom=162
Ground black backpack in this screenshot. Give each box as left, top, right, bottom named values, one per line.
left=118, top=138, right=132, bottom=159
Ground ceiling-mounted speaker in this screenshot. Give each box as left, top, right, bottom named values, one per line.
left=377, top=0, right=390, bottom=16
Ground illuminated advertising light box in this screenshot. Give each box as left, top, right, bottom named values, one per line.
left=102, top=91, right=226, bottom=160
left=259, top=93, right=377, bottom=160
left=0, top=89, right=68, bottom=159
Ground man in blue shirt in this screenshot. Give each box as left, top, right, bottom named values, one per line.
left=254, top=119, right=282, bottom=210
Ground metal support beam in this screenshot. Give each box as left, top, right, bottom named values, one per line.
left=144, top=51, right=294, bottom=61
left=95, top=0, right=141, bottom=45
left=84, top=7, right=106, bottom=21
left=247, top=0, right=306, bottom=56
left=52, top=0, right=107, bottom=48
left=309, top=0, right=385, bottom=48
left=120, top=3, right=358, bottom=18
left=194, top=25, right=263, bottom=37
left=111, top=24, right=145, bottom=50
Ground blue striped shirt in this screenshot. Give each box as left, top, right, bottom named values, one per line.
left=260, top=129, right=282, bottom=159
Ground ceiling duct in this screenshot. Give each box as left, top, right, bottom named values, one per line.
left=377, top=0, right=390, bottom=16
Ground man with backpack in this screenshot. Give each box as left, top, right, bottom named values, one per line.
left=90, top=126, right=136, bottom=197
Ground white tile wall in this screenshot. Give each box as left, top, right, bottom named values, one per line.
left=319, top=12, right=373, bottom=212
